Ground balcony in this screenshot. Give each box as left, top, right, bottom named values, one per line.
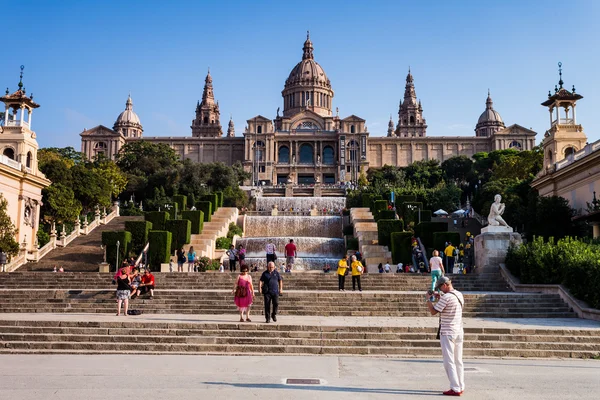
left=4, top=120, right=29, bottom=128
left=0, top=154, right=21, bottom=170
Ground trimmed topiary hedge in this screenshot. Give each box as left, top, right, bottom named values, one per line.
left=125, top=220, right=153, bottom=254
left=180, top=210, right=204, bottom=234
left=165, top=219, right=192, bottom=253
left=414, top=222, right=448, bottom=248
left=373, top=200, right=388, bottom=221
left=396, top=195, right=417, bottom=207
left=148, top=230, right=172, bottom=269
left=173, top=195, right=187, bottom=212
left=215, top=191, right=224, bottom=207
left=346, top=236, right=359, bottom=251
left=378, top=210, right=396, bottom=220
left=343, top=224, right=354, bottom=236
left=195, top=201, right=212, bottom=222
left=433, top=232, right=461, bottom=254
left=199, top=194, right=219, bottom=214
left=144, top=211, right=170, bottom=231
left=101, top=230, right=132, bottom=272
left=377, top=219, right=404, bottom=248
left=402, top=202, right=424, bottom=225
left=361, top=194, right=374, bottom=208
left=186, top=193, right=196, bottom=210
left=390, top=231, right=413, bottom=265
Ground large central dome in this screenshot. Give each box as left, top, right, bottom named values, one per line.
left=281, top=32, right=334, bottom=118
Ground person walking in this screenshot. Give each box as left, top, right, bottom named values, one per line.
left=429, top=250, right=445, bottom=301
left=226, top=244, right=238, bottom=272
left=238, top=244, right=247, bottom=268
left=350, top=255, right=363, bottom=292
left=426, top=276, right=465, bottom=396
left=337, top=255, right=348, bottom=291
left=176, top=246, right=186, bottom=273
left=444, top=242, right=456, bottom=274
left=233, top=265, right=254, bottom=322
left=187, top=246, right=196, bottom=272
left=284, top=239, right=297, bottom=272
left=259, top=261, right=283, bottom=323
left=115, top=267, right=131, bottom=316
left=265, top=239, right=277, bottom=264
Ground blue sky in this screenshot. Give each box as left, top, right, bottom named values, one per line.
left=3, top=0, right=599, bottom=148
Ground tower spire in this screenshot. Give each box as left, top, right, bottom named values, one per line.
left=302, top=31, right=314, bottom=60
left=17, top=65, right=24, bottom=91
left=558, top=61, right=564, bottom=89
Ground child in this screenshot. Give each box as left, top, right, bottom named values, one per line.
left=219, top=262, right=225, bottom=273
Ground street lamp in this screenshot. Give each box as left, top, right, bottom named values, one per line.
left=116, top=240, right=120, bottom=273
left=407, top=204, right=421, bottom=224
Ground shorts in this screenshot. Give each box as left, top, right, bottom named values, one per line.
left=116, top=290, right=130, bottom=300
left=140, top=285, right=155, bottom=294
left=286, top=256, right=295, bottom=265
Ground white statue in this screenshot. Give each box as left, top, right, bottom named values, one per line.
left=487, top=194, right=511, bottom=229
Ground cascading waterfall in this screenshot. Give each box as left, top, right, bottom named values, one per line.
left=240, top=214, right=344, bottom=270
left=256, top=197, right=346, bottom=212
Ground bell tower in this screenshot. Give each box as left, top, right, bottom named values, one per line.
left=395, top=68, right=427, bottom=137
left=540, top=62, right=587, bottom=171
left=191, top=69, right=223, bottom=137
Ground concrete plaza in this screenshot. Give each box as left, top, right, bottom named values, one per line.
left=0, top=354, right=598, bottom=399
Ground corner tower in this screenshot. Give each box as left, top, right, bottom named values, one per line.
left=395, top=69, right=427, bottom=137
left=192, top=69, right=223, bottom=137
left=281, top=32, right=334, bottom=118
left=113, top=94, right=143, bottom=138
left=540, top=62, right=586, bottom=170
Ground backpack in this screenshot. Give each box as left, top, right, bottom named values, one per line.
left=127, top=310, right=143, bottom=315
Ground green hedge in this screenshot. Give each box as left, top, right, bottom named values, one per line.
left=414, top=222, right=448, bottom=248
left=346, top=236, right=359, bottom=251
left=226, top=222, right=243, bottom=239
left=180, top=210, right=204, bottom=234
left=377, top=219, right=404, bottom=248
left=361, top=194, right=374, bottom=208
left=144, top=211, right=170, bottom=231
left=215, top=191, right=224, bottom=207
left=199, top=194, right=218, bottom=214
left=390, top=232, right=413, bottom=265
left=397, top=195, right=417, bottom=205
left=186, top=193, right=196, bottom=210
left=165, top=219, right=191, bottom=253
left=101, top=231, right=132, bottom=271
left=124, top=220, right=153, bottom=254
left=195, top=201, right=212, bottom=222
left=216, top=237, right=232, bottom=249
left=402, top=202, right=424, bottom=225
left=373, top=200, right=388, bottom=221
left=420, top=210, right=432, bottom=222
left=343, top=224, right=354, bottom=236
left=370, top=195, right=383, bottom=213
left=378, top=210, right=396, bottom=220
left=173, top=195, right=187, bottom=212
left=433, top=232, right=460, bottom=254
left=148, top=230, right=172, bottom=269
left=506, top=237, right=600, bottom=309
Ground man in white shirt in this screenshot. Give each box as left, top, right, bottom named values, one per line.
left=426, top=276, right=465, bottom=397
left=265, top=239, right=277, bottom=264
left=384, top=263, right=390, bottom=273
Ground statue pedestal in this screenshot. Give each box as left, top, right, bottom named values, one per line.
left=285, top=184, right=294, bottom=197
left=474, top=230, right=522, bottom=274
left=98, top=263, right=110, bottom=273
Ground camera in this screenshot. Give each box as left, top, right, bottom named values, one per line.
left=427, top=290, right=434, bottom=295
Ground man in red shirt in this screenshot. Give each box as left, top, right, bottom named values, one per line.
left=138, top=270, right=155, bottom=299
left=284, top=239, right=297, bottom=273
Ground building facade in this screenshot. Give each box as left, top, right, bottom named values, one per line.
left=81, top=34, right=536, bottom=185
left=0, top=67, right=51, bottom=254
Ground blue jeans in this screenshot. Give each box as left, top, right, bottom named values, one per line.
left=431, top=269, right=443, bottom=292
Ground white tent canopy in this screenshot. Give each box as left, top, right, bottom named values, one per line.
left=452, top=209, right=466, bottom=215
left=433, top=209, right=448, bottom=215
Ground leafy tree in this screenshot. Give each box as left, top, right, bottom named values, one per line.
left=403, top=159, right=443, bottom=187
left=442, top=156, right=473, bottom=185
left=93, top=155, right=128, bottom=198
left=41, top=184, right=82, bottom=224
left=358, top=167, right=368, bottom=187
left=528, top=195, right=585, bottom=240
left=0, top=194, right=19, bottom=257
left=71, top=163, right=112, bottom=212
left=38, top=150, right=73, bottom=186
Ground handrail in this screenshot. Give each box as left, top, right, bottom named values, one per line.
left=135, top=242, right=149, bottom=267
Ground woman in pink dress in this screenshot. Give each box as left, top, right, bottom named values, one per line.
left=233, top=265, right=254, bottom=322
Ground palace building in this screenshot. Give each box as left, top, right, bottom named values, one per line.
left=80, top=33, right=536, bottom=185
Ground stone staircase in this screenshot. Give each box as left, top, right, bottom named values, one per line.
left=350, top=208, right=392, bottom=270
left=188, top=207, right=239, bottom=259
left=20, top=216, right=143, bottom=272
left=0, top=319, right=598, bottom=358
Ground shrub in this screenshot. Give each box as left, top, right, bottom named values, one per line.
left=125, top=220, right=153, bottom=254
left=120, top=203, right=144, bottom=216
left=144, top=211, right=170, bottom=231
left=215, top=191, right=224, bottom=207
left=216, top=237, right=232, bottom=249
left=148, top=230, right=172, bottom=269
left=370, top=195, right=383, bottom=212
left=180, top=210, right=204, bottom=234
left=346, top=236, right=359, bottom=251
left=390, top=232, right=413, bottom=265
left=195, top=201, right=212, bottom=222
left=377, top=219, right=404, bottom=248
left=414, top=222, right=447, bottom=248
left=433, top=232, right=461, bottom=254
left=397, top=195, right=417, bottom=205
left=343, top=224, right=354, bottom=236
left=402, top=202, right=424, bottom=225
left=101, top=231, right=132, bottom=271
left=186, top=193, right=196, bottom=210
left=37, top=229, right=50, bottom=247
left=226, top=222, right=243, bottom=239
left=506, top=237, right=600, bottom=309
left=361, top=194, right=373, bottom=208
left=373, top=200, right=388, bottom=221
left=165, top=219, right=191, bottom=253
left=378, top=210, right=396, bottom=220
left=198, top=194, right=218, bottom=214
left=196, top=256, right=220, bottom=272
left=173, top=195, right=187, bottom=212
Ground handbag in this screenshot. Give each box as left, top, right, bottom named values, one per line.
left=235, top=285, right=247, bottom=298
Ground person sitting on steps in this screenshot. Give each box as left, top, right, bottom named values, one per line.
left=138, top=269, right=155, bottom=299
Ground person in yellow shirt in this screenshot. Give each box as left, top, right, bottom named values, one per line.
left=337, top=255, right=348, bottom=291
left=350, top=254, right=363, bottom=292
left=444, top=242, right=456, bottom=273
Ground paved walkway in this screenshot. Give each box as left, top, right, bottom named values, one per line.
left=1, top=312, right=600, bottom=330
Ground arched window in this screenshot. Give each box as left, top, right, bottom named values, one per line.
left=253, top=140, right=265, bottom=161
left=547, top=150, right=553, bottom=164
left=278, top=146, right=290, bottom=163
left=203, top=116, right=208, bottom=124
left=257, top=125, right=262, bottom=134
left=509, top=141, right=522, bottom=149
left=348, top=140, right=359, bottom=161
left=2, top=148, right=15, bottom=160
left=322, top=146, right=334, bottom=165
left=299, top=143, right=314, bottom=164
left=350, top=125, right=355, bottom=134
left=26, top=151, right=32, bottom=168
left=410, top=116, right=415, bottom=124
left=564, top=146, right=575, bottom=157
